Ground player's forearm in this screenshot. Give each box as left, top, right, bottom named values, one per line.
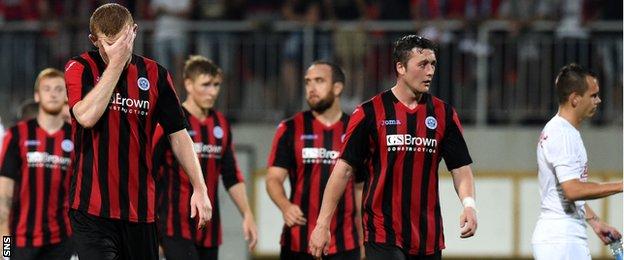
left=0, top=177, right=14, bottom=237
left=563, top=180, right=623, bottom=201
left=354, top=182, right=364, bottom=245
left=451, top=165, right=476, bottom=201
left=266, top=177, right=291, bottom=211
left=316, top=160, right=353, bottom=227
left=73, top=63, right=124, bottom=128
left=169, top=130, right=208, bottom=193
left=228, top=183, right=253, bottom=218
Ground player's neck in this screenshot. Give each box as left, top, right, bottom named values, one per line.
left=558, top=106, right=583, bottom=129
left=182, top=100, right=210, bottom=121
left=312, top=100, right=342, bottom=127
left=36, top=111, right=64, bottom=134
left=392, top=84, right=423, bottom=109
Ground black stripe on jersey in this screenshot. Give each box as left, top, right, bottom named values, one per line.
left=8, top=128, right=21, bottom=236
left=118, top=69, right=130, bottom=220
left=57, top=125, right=71, bottom=237
left=282, top=120, right=295, bottom=249
left=401, top=112, right=417, bottom=250
left=418, top=94, right=436, bottom=255
left=25, top=121, right=37, bottom=247
left=73, top=57, right=95, bottom=214
left=380, top=91, right=397, bottom=245
left=136, top=56, right=150, bottom=222
left=41, top=137, right=55, bottom=243
left=435, top=103, right=453, bottom=251
left=299, top=111, right=314, bottom=250
left=171, top=162, right=182, bottom=237
left=361, top=101, right=378, bottom=242
left=92, top=53, right=110, bottom=218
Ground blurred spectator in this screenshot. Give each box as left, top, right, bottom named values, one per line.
left=246, top=0, right=282, bottom=20
left=280, top=0, right=324, bottom=113
left=151, top=0, right=191, bottom=88
left=325, top=0, right=368, bottom=110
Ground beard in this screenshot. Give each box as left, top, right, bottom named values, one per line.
left=307, top=94, right=335, bottom=113
left=40, top=103, right=63, bottom=115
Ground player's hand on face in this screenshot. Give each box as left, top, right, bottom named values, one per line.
left=459, top=207, right=477, bottom=238
left=101, top=24, right=136, bottom=67
left=242, top=215, right=258, bottom=251
left=282, top=203, right=306, bottom=227
left=190, top=190, right=213, bottom=230
left=309, top=224, right=331, bottom=258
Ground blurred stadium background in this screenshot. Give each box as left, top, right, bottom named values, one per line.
left=0, top=0, right=621, bottom=259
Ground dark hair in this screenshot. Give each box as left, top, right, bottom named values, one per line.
left=555, top=63, right=595, bottom=104
left=310, top=60, right=346, bottom=84
left=183, top=55, right=223, bottom=80
left=392, top=35, right=438, bottom=68
left=19, top=99, right=38, bottom=120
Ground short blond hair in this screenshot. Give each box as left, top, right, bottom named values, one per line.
left=34, top=68, right=64, bottom=92
left=89, top=3, right=134, bottom=36
left=183, top=55, right=223, bottom=81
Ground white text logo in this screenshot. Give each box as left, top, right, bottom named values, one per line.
left=385, top=134, right=437, bottom=153
left=109, top=93, right=150, bottom=115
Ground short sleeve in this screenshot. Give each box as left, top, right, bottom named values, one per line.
left=0, top=128, right=21, bottom=179
left=267, top=121, right=294, bottom=169
left=340, top=106, right=371, bottom=181
left=441, top=107, right=473, bottom=171
left=221, top=125, right=244, bottom=190
left=542, top=132, right=583, bottom=183
left=64, top=60, right=87, bottom=109
left=156, top=66, right=188, bottom=135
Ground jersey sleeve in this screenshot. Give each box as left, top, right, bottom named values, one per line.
left=156, top=66, right=188, bottom=135
left=340, top=106, right=371, bottom=181
left=542, top=131, right=583, bottom=183
left=440, top=107, right=473, bottom=171
left=221, top=124, right=244, bottom=190
left=64, top=59, right=88, bottom=109
left=267, top=121, right=294, bottom=169
left=0, top=127, right=21, bottom=179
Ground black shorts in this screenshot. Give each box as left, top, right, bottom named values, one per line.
left=10, top=239, right=73, bottom=260
left=364, top=242, right=441, bottom=260
left=160, top=236, right=218, bottom=260
left=279, top=247, right=360, bottom=260
left=69, top=209, right=158, bottom=260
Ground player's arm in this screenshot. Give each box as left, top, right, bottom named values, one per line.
left=559, top=179, right=623, bottom=201
left=585, top=204, right=622, bottom=245
left=71, top=25, right=136, bottom=128
left=266, top=166, right=306, bottom=227
left=0, top=129, right=19, bottom=237
left=450, top=165, right=477, bottom=238
left=354, top=181, right=365, bottom=258
left=0, top=177, right=13, bottom=237
left=169, top=130, right=212, bottom=227
left=227, top=183, right=257, bottom=251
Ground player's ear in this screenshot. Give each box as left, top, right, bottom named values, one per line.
left=34, top=91, right=41, bottom=103
left=333, top=81, right=344, bottom=97
left=184, top=78, right=194, bottom=92
left=396, top=62, right=406, bottom=76
left=570, top=93, right=579, bottom=107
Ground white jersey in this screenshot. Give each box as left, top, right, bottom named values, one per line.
left=533, top=114, right=589, bottom=245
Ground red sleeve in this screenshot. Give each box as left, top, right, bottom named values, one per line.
left=64, top=60, right=86, bottom=109
left=0, top=127, right=21, bottom=179
left=266, top=121, right=294, bottom=169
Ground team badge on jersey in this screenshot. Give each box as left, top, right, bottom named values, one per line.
left=138, top=77, right=150, bottom=91
left=61, top=139, right=74, bottom=152
left=213, top=126, right=224, bottom=139
left=425, top=116, right=437, bottom=130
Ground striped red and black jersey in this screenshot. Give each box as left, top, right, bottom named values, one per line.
left=267, top=111, right=363, bottom=254
left=0, top=119, right=73, bottom=247
left=153, top=108, right=244, bottom=248
left=64, top=51, right=187, bottom=223
left=341, top=90, right=472, bottom=255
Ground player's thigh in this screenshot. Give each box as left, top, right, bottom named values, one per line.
left=161, top=236, right=200, bottom=260
left=326, top=247, right=361, bottom=260
left=279, top=247, right=315, bottom=260
left=69, top=210, right=119, bottom=260
left=9, top=246, right=39, bottom=260
left=364, top=243, right=406, bottom=260
left=533, top=243, right=591, bottom=260
left=120, top=221, right=159, bottom=260
left=197, top=246, right=218, bottom=260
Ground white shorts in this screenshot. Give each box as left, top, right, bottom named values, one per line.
left=533, top=243, right=591, bottom=260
